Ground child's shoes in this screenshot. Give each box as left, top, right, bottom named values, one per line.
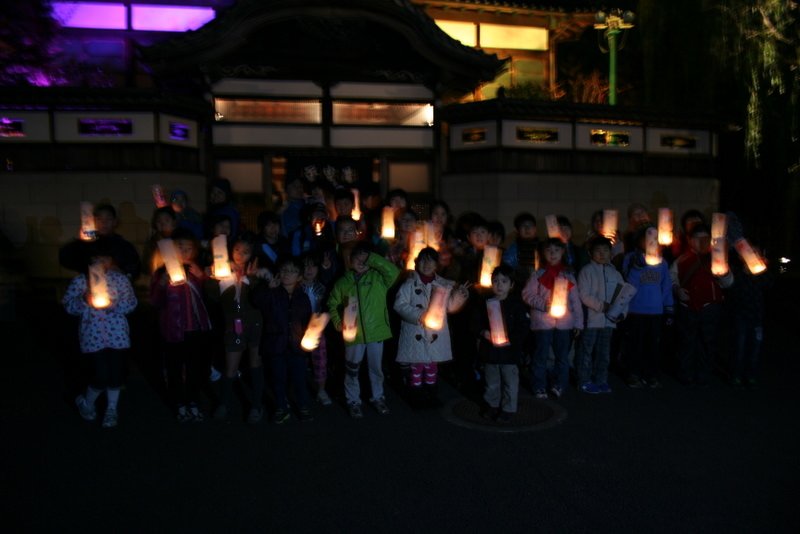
left=75, top=395, right=97, bottom=421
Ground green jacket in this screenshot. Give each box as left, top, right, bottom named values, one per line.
left=327, top=253, right=400, bottom=346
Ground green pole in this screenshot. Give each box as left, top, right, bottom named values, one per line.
left=608, top=28, right=619, bottom=106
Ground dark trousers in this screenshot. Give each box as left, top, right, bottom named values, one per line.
left=677, top=303, right=722, bottom=384
left=89, top=348, right=125, bottom=390
left=625, top=313, right=663, bottom=381
left=165, top=331, right=210, bottom=406
left=270, top=352, right=309, bottom=410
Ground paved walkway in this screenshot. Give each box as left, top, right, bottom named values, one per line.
left=2, top=285, right=799, bottom=533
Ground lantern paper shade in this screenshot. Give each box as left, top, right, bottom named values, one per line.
left=151, top=184, right=168, bottom=208
left=549, top=276, right=569, bottom=318
left=157, top=238, right=186, bottom=284
left=80, top=201, right=97, bottom=241
left=351, top=189, right=361, bottom=221
left=342, top=296, right=359, bottom=342
left=645, top=227, right=661, bottom=265
left=424, top=221, right=438, bottom=250
left=211, top=235, right=232, bottom=279
left=602, top=209, right=618, bottom=239
left=479, top=245, right=501, bottom=287
left=423, top=284, right=449, bottom=330
left=486, top=298, right=509, bottom=347
left=711, top=238, right=729, bottom=276
left=711, top=213, right=727, bottom=240
left=734, top=238, right=766, bottom=275
left=606, top=283, right=637, bottom=322
left=89, top=262, right=111, bottom=309
left=301, top=312, right=330, bottom=351
left=406, top=230, right=426, bottom=270
left=381, top=207, right=395, bottom=239
left=313, top=219, right=325, bottom=236
left=545, top=214, right=562, bottom=241
left=658, top=208, right=673, bottom=246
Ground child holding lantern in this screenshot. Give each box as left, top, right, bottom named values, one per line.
left=522, top=238, right=583, bottom=400
left=252, top=256, right=313, bottom=424
left=327, top=242, right=400, bottom=418
left=205, top=232, right=268, bottom=423
left=300, top=250, right=334, bottom=405
left=393, top=247, right=469, bottom=409
left=66, top=240, right=138, bottom=428
left=474, top=264, right=529, bottom=423
left=149, top=228, right=213, bottom=422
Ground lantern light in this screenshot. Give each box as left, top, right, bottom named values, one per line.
left=645, top=227, right=661, bottom=265
left=351, top=189, right=362, bottom=221
left=711, top=212, right=727, bottom=241
left=89, top=262, right=111, bottom=309
left=157, top=238, right=186, bottom=284
left=406, top=230, right=426, bottom=271
left=734, top=238, right=766, bottom=275
left=545, top=214, right=562, bottom=241
left=602, top=209, right=618, bottom=240
left=549, top=276, right=569, bottom=318
left=486, top=298, right=509, bottom=347
left=342, top=296, right=359, bottom=342
left=212, top=235, right=232, bottom=279
left=301, top=312, right=331, bottom=351
left=423, top=284, right=449, bottom=330
left=658, top=208, right=673, bottom=246
left=711, top=237, right=729, bottom=276
left=479, top=245, right=501, bottom=287
left=80, top=201, right=97, bottom=241
left=381, top=207, right=395, bottom=239
left=151, top=184, right=168, bottom=208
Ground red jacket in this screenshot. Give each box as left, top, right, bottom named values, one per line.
left=673, top=250, right=725, bottom=311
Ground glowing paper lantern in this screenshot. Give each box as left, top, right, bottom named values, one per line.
left=602, top=209, right=618, bottom=240
left=734, top=238, right=766, bottom=275
left=711, top=238, right=729, bottom=276
left=157, top=238, right=186, bottom=284
left=381, top=207, right=395, bottom=239
left=549, top=276, right=569, bottom=318
left=606, top=283, right=637, bottom=322
left=658, top=208, right=673, bottom=245
left=342, top=296, right=359, bottom=342
left=545, top=214, right=562, bottom=241
left=423, top=284, right=449, bottom=330
left=88, top=262, right=110, bottom=309
left=479, top=245, right=501, bottom=287
left=711, top=212, right=727, bottom=240
left=211, top=235, right=231, bottom=279
left=151, top=184, right=168, bottom=208
left=313, top=219, right=325, bottom=236
left=645, top=227, right=661, bottom=265
left=351, top=189, right=362, bottom=221
left=486, top=298, right=509, bottom=347
left=423, top=221, right=439, bottom=250
left=79, top=201, right=97, bottom=241
left=301, top=312, right=331, bottom=351
left=406, top=230, right=426, bottom=270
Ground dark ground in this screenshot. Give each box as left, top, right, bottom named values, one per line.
left=1, top=277, right=799, bottom=534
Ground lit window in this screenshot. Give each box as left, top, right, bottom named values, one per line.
left=214, top=99, right=322, bottom=124
left=333, top=103, right=433, bottom=126
left=52, top=2, right=127, bottom=30
left=434, top=20, right=477, bottom=46
left=480, top=24, right=548, bottom=51
left=132, top=5, right=216, bottom=32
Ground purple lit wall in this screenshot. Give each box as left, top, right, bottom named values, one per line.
left=52, top=2, right=216, bottom=32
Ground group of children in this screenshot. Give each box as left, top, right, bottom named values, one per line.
left=63, top=189, right=771, bottom=428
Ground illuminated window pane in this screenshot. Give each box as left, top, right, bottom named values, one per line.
left=52, top=2, right=127, bottom=30
left=333, top=103, right=433, bottom=126
left=434, top=20, right=477, bottom=47
left=591, top=129, right=630, bottom=147
left=132, top=5, right=216, bottom=31
left=214, top=99, right=321, bottom=123
left=480, top=24, right=548, bottom=51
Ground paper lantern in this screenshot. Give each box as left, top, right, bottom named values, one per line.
left=151, top=184, right=168, bottom=208
left=549, top=276, right=569, bottom=318
left=658, top=208, right=673, bottom=245
left=423, top=284, right=449, bottom=330
left=734, top=238, right=766, bottom=275
left=602, top=209, right=618, bottom=240
left=711, top=212, right=727, bottom=240
left=545, top=214, right=562, bottom=241
left=486, top=298, right=509, bottom=347
left=88, top=262, right=110, bottom=309
left=645, top=227, right=661, bottom=265
left=423, top=221, right=439, bottom=250
left=301, top=312, right=330, bottom=351
left=79, top=201, right=97, bottom=241
left=342, top=296, right=359, bottom=342
left=351, top=189, right=362, bottom=221
left=479, top=245, right=501, bottom=287
left=406, top=230, right=426, bottom=271
left=313, top=219, right=325, bottom=236
left=211, top=235, right=231, bottom=279
left=606, top=283, right=637, bottom=322
left=711, top=238, right=729, bottom=276
left=157, top=238, right=186, bottom=284
left=381, top=207, right=395, bottom=239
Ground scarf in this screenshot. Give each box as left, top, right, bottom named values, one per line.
left=538, top=263, right=574, bottom=291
